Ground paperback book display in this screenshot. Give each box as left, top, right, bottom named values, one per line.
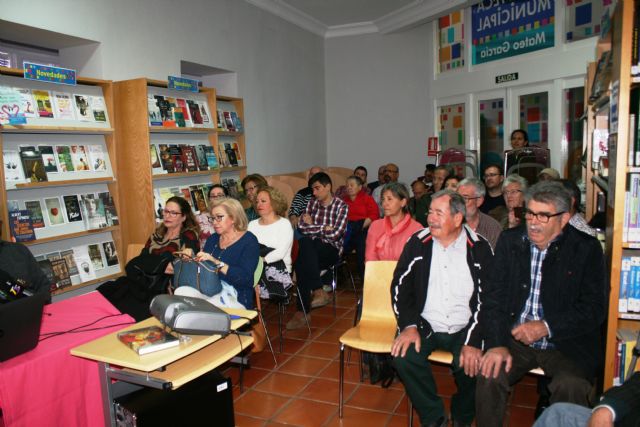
left=613, top=329, right=639, bottom=386
left=218, top=140, right=243, bottom=168
left=151, top=143, right=218, bottom=175
left=619, top=256, right=640, bottom=314
left=216, top=109, right=243, bottom=132
left=147, top=93, right=212, bottom=128
left=154, top=183, right=216, bottom=216
left=623, top=173, right=640, bottom=243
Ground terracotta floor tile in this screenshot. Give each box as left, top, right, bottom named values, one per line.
left=308, top=314, right=339, bottom=328
left=234, top=414, right=267, bottom=427
left=511, top=383, right=539, bottom=408
left=234, top=390, right=292, bottom=419
left=320, top=360, right=364, bottom=384
left=254, top=371, right=313, bottom=396
left=508, top=405, right=536, bottom=427
left=300, top=377, right=357, bottom=404
left=345, top=383, right=405, bottom=413
left=313, top=304, right=352, bottom=318
left=239, top=367, right=272, bottom=389
left=278, top=355, right=332, bottom=377
left=272, top=337, right=308, bottom=355
left=315, top=328, right=347, bottom=343
left=332, top=317, right=359, bottom=331
left=263, top=422, right=292, bottom=427
left=272, top=398, right=338, bottom=427
left=324, top=406, right=392, bottom=427
left=283, top=324, right=323, bottom=340
left=297, top=341, right=340, bottom=360
left=250, top=350, right=291, bottom=369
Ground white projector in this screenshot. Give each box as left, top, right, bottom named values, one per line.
left=149, top=295, right=231, bottom=335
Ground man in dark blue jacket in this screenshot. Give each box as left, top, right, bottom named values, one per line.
left=475, top=181, right=608, bottom=427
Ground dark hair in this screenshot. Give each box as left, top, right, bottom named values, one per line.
left=510, top=129, right=529, bottom=144
left=354, top=166, right=368, bottom=177
left=381, top=182, right=411, bottom=214
left=425, top=163, right=436, bottom=172
left=483, top=163, right=503, bottom=176
left=434, top=164, right=453, bottom=175
left=158, top=196, right=200, bottom=237
left=208, top=184, right=228, bottom=197
left=346, top=175, right=364, bottom=186
left=241, top=174, right=268, bottom=190
left=443, top=174, right=462, bottom=188
left=558, top=179, right=581, bottom=212
left=308, top=171, right=332, bottom=189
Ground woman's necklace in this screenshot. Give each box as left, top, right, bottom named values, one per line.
left=216, top=231, right=239, bottom=260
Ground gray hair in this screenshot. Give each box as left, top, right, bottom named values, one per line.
left=431, top=189, right=466, bottom=219
left=381, top=182, right=411, bottom=214
left=525, top=181, right=572, bottom=214
left=502, top=174, right=528, bottom=191
left=458, top=177, right=486, bottom=198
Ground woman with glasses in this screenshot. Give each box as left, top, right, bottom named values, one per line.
left=195, top=184, right=228, bottom=248
left=241, top=174, right=268, bottom=221
left=502, top=174, right=529, bottom=229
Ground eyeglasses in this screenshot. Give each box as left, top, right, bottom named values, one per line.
left=524, top=209, right=566, bottom=223
left=461, top=195, right=481, bottom=202
left=483, top=173, right=501, bottom=178
left=162, top=209, right=181, bottom=217
left=209, top=194, right=225, bottom=200
left=386, top=169, right=399, bottom=174
left=504, top=189, right=523, bottom=196
left=208, top=214, right=226, bottom=223
left=244, top=185, right=258, bottom=192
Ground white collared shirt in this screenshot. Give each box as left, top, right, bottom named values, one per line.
left=422, top=229, right=474, bottom=334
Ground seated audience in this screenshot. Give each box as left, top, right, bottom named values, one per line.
left=479, top=164, right=506, bottom=220
left=443, top=174, right=462, bottom=191
left=422, top=163, right=436, bottom=192
left=432, top=165, right=452, bottom=193
left=510, top=128, right=530, bottom=149
left=241, top=174, right=268, bottom=221
left=144, top=196, right=200, bottom=262
left=287, top=172, right=348, bottom=329
left=248, top=186, right=294, bottom=299
left=502, top=174, right=528, bottom=229
left=334, top=166, right=371, bottom=199
left=368, top=164, right=386, bottom=193
left=288, top=166, right=323, bottom=229
left=196, top=184, right=228, bottom=248
left=457, top=178, right=502, bottom=249
left=558, top=179, right=597, bottom=237
left=366, top=182, right=422, bottom=261
left=538, top=167, right=560, bottom=181
left=341, top=175, right=379, bottom=279
left=475, top=181, right=607, bottom=427
left=409, top=179, right=430, bottom=227
left=372, top=163, right=400, bottom=215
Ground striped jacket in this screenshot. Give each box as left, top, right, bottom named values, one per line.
left=390, top=224, right=493, bottom=349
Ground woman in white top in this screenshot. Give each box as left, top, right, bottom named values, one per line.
left=248, top=186, right=294, bottom=299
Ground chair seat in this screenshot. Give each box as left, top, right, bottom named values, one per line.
left=339, top=320, right=397, bottom=353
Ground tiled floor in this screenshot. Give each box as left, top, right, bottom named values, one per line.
left=222, top=287, right=538, bottom=427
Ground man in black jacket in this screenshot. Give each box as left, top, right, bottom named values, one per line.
left=475, top=181, right=608, bottom=427
left=391, top=190, right=493, bottom=427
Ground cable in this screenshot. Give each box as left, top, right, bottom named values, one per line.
left=38, top=313, right=133, bottom=342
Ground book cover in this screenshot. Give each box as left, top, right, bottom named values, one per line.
left=199, top=102, right=211, bottom=125
left=620, top=256, right=632, bottom=313
left=88, top=145, right=107, bottom=171
left=148, top=95, right=163, bottom=126
left=3, top=150, right=25, bottom=182
left=37, top=259, right=56, bottom=292
left=204, top=145, right=219, bottom=169
left=158, top=144, right=174, bottom=173
left=173, top=107, right=187, bottom=127
left=117, top=326, right=179, bottom=355
left=158, top=187, right=176, bottom=205
left=90, top=96, right=107, bottom=122
left=232, top=142, right=244, bottom=166
left=216, top=110, right=226, bottom=130
left=180, top=144, right=198, bottom=172
left=24, top=200, right=46, bottom=229
left=189, top=186, right=208, bottom=213
left=217, top=143, right=230, bottom=167
left=32, top=90, right=54, bottom=118
left=63, top=194, right=83, bottom=223
left=60, top=249, right=79, bottom=276
left=230, top=111, right=243, bottom=132
left=9, top=210, right=35, bottom=242
left=150, top=144, right=162, bottom=169
left=55, top=145, right=75, bottom=172
left=7, top=200, right=19, bottom=213
left=38, top=145, right=59, bottom=173
left=16, top=88, right=37, bottom=118
left=80, top=193, right=108, bottom=229
left=176, top=98, right=191, bottom=124
left=0, top=86, right=25, bottom=125
left=88, top=243, right=105, bottom=270
left=50, top=258, right=72, bottom=289
left=154, top=95, right=175, bottom=127
left=187, top=100, right=203, bottom=125
left=73, top=95, right=93, bottom=121
left=224, top=143, right=238, bottom=166
left=46, top=251, right=61, bottom=261
left=179, top=187, right=194, bottom=207
left=52, top=92, right=76, bottom=120
left=223, top=111, right=236, bottom=131
left=194, top=144, right=209, bottom=171
left=44, top=197, right=65, bottom=226
left=102, top=241, right=119, bottom=267
left=72, top=245, right=96, bottom=282
left=19, top=146, right=47, bottom=182
left=70, top=145, right=91, bottom=171
left=98, top=191, right=119, bottom=226
left=168, top=145, right=184, bottom=172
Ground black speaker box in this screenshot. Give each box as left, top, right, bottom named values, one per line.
left=113, top=371, right=234, bottom=427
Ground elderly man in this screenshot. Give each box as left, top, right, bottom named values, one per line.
left=391, top=190, right=493, bottom=427
left=457, top=177, right=502, bottom=249
left=409, top=179, right=430, bottom=227
left=479, top=164, right=506, bottom=219
left=288, top=166, right=323, bottom=229
left=475, top=181, right=608, bottom=427
left=368, top=164, right=387, bottom=193
left=372, top=163, right=399, bottom=215
left=431, top=165, right=452, bottom=193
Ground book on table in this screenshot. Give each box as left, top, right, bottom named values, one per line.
left=117, top=326, right=179, bottom=355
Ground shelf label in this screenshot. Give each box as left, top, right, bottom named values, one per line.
left=167, top=76, right=199, bottom=92
left=496, top=72, right=518, bottom=84
left=23, top=62, right=76, bottom=86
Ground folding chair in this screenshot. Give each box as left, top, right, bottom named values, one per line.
left=504, top=147, right=550, bottom=185
left=437, top=148, right=479, bottom=178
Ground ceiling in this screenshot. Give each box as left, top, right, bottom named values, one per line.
left=245, top=0, right=475, bottom=38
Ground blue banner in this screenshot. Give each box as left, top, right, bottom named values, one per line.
left=471, top=0, right=555, bottom=65
left=23, top=62, right=76, bottom=85
left=167, top=76, right=199, bottom=92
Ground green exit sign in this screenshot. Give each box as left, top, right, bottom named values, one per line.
left=496, top=72, right=518, bottom=84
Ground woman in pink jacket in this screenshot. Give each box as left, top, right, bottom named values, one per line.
left=365, top=182, right=423, bottom=261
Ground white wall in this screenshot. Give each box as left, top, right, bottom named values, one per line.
left=0, top=0, right=326, bottom=175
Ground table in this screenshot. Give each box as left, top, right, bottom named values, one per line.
left=0, top=292, right=135, bottom=427
left=71, top=308, right=255, bottom=427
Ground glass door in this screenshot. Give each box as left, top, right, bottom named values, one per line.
left=473, top=89, right=506, bottom=173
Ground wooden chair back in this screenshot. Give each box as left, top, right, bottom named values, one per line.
left=126, top=243, right=145, bottom=263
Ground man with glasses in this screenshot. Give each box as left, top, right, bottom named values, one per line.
left=479, top=164, right=506, bottom=220
left=474, top=181, right=608, bottom=427
left=457, top=178, right=502, bottom=249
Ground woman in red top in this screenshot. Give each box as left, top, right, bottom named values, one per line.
left=365, top=182, right=423, bottom=261
left=342, top=175, right=379, bottom=279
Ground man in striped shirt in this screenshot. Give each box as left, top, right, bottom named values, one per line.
left=286, top=172, right=348, bottom=330
left=288, top=166, right=322, bottom=229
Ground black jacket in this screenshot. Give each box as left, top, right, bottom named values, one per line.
left=391, top=225, right=494, bottom=349
left=599, top=372, right=640, bottom=427
left=482, top=224, right=608, bottom=378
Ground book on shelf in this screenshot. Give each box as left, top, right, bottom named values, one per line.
left=117, top=326, right=179, bottom=355
left=217, top=143, right=230, bottom=167
left=63, top=194, right=84, bottom=223
left=223, top=111, right=235, bottom=131
left=179, top=187, right=194, bottom=209
left=620, top=255, right=640, bottom=313
left=45, top=251, right=61, bottom=261
left=98, top=191, right=119, bottom=226
left=0, top=86, right=24, bottom=124
left=187, top=100, right=203, bottom=125
left=88, top=243, right=105, bottom=271
left=52, top=92, right=76, bottom=120
left=194, top=145, right=209, bottom=171
left=189, top=186, right=208, bottom=213
left=88, top=145, right=107, bottom=171
left=154, top=95, right=175, bottom=127
left=9, top=210, right=35, bottom=242
left=169, top=145, right=184, bottom=172
left=150, top=144, right=162, bottom=171
left=37, top=259, right=56, bottom=293
left=73, top=95, right=93, bottom=121
left=158, top=144, right=174, bottom=173
left=60, top=249, right=79, bottom=276
left=148, top=95, right=163, bottom=126
left=180, top=144, right=198, bottom=172
left=72, top=245, right=96, bottom=282
left=216, top=110, right=226, bottom=130
left=3, top=150, right=26, bottom=182
left=39, top=145, right=59, bottom=174
left=169, top=97, right=187, bottom=128
left=232, top=142, right=244, bottom=166
left=50, top=258, right=72, bottom=289
left=70, top=145, right=91, bottom=171
left=90, top=96, right=107, bottom=122
left=32, top=90, right=54, bottom=118
left=224, top=143, right=238, bottom=167
left=614, top=329, right=639, bottom=386
left=80, top=193, right=108, bottom=229
left=24, top=200, right=45, bottom=229
left=204, top=145, right=219, bottom=169
left=230, top=111, right=243, bottom=132
left=176, top=98, right=191, bottom=125
left=626, top=173, right=640, bottom=243
left=102, top=241, right=119, bottom=267
left=199, top=102, right=211, bottom=125
left=44, top=197, right=65, bottom=226
left=16, top=88, right=37, bottom=118
left=19, top=146, right=47, bottom=183
left=55, top=145, right=75, bottom=172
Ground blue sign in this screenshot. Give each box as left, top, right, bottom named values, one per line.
left=167, top=76, right=199, bottom=92
left=23, top=62, right=76, bottom=85
left=471, top=0, right=555, bottom=65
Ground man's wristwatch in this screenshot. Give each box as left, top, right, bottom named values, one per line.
left=215, top=261, right=226, bottom=271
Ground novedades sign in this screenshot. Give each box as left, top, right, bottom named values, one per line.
left=471, top=0, right=554, bottom=65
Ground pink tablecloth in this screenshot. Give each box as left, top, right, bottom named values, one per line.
left=0, top=292, right=134, bottom=427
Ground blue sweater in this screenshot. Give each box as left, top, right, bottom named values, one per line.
left=203, top=232, right=259, bottom=309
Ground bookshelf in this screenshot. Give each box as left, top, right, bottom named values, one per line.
left=0, top=66, right=123, bottom=295
left=583, top=0, right=640, bottom=387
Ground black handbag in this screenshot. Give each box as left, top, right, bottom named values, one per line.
left=124, top=252, right=171, bottom=301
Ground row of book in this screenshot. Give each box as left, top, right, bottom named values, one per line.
left=148, top=94, right=213, bottom=128
left=3, top=144, right=109, bottom=183
left=218, top=142, right=244, bottom=168
left=153, top=178, right=242, bottom=218
left=622, top=174, right=640, bottom=243
left=216, top=109, right=243, bottom=132
left=620, top=255, right=640, bottom=313
left=8, top=191, right=118, bottom=242
left=35, top=240, right=120, bottom=291
left=613, top=328, right=638, bottom=386
left=152, top=143, right=217, bottom=174
left=0, top=86, right=107, bottom=124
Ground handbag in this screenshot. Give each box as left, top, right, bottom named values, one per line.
left=172, top=256, right=222, bottom=297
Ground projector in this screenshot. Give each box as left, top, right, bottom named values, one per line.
left=149, top=295, right=231, bottom=335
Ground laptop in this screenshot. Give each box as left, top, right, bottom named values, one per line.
left=0, top=290, right=48, bottom=361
